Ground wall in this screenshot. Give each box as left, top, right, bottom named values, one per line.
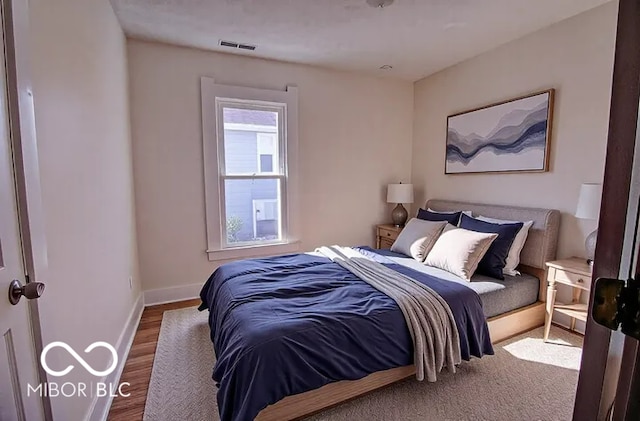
left=412, top=2, right=618, bottom=330
left=127, top=40, right=414, bottom=295
left=29, top=0, right=140, bottom=419
left=413, top=2, right=617, bottom=258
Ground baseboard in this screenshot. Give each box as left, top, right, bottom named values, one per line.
left=143, top=283, right=203, bottom=306
left=86, top=293, right=144, bottom=421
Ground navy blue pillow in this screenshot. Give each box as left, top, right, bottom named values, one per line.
left=459, top=213, right=523, bottom=280
left=417, top=208, right=461, bottom=225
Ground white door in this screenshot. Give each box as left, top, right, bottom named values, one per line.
left=0, top=2, right=45, bottom=418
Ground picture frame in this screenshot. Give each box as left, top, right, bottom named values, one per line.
left=445, top=89, right=554, bottom=174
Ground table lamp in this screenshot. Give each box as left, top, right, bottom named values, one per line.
left=387, top=183, right=414, bottom=227
left=575, top=182, right=602, bottom=264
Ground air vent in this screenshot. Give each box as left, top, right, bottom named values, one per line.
left=219, top=40, right=239, bottom=48
left=219, top=40, right=257, bottom=51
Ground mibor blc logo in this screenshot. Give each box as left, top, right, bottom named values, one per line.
left=28, top=341, right=130, bottom=399
left=40, top=341, right=118, bottom=377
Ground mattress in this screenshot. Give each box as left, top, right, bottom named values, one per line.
left=377, top=249, right=540, bottom=318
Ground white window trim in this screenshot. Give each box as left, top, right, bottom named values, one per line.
left=201, top=77, right=300, bottom=262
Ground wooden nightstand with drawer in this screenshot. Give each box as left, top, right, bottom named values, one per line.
left=543, top=257, right=593, bottom=342
left=376, top=224, right=403, bottom=249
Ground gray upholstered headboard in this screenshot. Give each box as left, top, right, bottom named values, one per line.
left=426, top=200, right=560, bottom=270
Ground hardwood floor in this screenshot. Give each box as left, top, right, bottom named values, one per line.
left=107, top=299, right=202, bottom=421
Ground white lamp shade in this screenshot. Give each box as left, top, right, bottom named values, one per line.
left=575, top=183, right=602, bottom=220
left=387, top=183, right=414, bottom=204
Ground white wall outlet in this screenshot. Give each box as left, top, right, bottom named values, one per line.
left=128, top=276, right=133, bottom=289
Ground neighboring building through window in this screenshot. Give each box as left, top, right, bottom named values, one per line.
left=221, top=107, right=282, bottom=245
left=253, top=199, right=278, bottom=238
left=257, top=133, right=277, bottom=173
left=201, top=78, right=299, bottom=261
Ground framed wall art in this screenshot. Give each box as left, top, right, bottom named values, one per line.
left=445, top=89, right=554, bottom=174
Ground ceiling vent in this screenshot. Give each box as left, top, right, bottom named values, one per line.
left=219, top=40, right=256, bottom=51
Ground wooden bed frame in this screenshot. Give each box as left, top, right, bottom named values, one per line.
left=255, top=200, right=560, bottom=421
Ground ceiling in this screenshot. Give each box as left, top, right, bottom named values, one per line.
left=110, top=0, right=611, bottom=81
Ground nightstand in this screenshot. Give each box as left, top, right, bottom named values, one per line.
left=544, top=257, right=593, bottom=342
left=376, top=224, right=403, bottom=249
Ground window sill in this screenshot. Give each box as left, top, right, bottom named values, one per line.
left=206, top=241, right=301, bottom=262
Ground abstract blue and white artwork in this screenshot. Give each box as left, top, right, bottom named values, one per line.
left=446, top=90, right=553, bottom=174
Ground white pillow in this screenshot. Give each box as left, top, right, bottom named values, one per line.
left=424, top=224, right=498, bottom=281
left=476, top=215, right=534, bottom=276
left=391, top=218, right=447, bottom=261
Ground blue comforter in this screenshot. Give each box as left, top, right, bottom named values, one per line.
left=199, top=247, right=493, bottom=421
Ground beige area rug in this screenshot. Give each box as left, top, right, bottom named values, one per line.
left=143, top=307, right=583, bottom=421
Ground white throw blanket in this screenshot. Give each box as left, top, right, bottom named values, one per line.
left=316, top=246, right=462, bottom=382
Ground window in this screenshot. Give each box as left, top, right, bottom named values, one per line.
left=201, top=78, right=299, bottom=261
left=219, top=104, right=284, bottom=247
left=259, top=154, right=273, bottom=172
left=257, top=133, right=277, bottom=173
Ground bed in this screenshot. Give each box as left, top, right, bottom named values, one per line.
left=199, top=200, right=560, bottom=421
left=377, top=248, right=541, bottom=318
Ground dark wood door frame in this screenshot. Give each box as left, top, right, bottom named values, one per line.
left=613, top=336, right=640, bottom=420
left=573, top=0, right=640, bottom=419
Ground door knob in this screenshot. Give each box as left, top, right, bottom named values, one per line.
left=8, top=279, right=45, bottom=305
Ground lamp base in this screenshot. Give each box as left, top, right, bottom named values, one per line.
left=391, top=203, right=408, bottom=227
left=585, top=228, right=597, bottom=264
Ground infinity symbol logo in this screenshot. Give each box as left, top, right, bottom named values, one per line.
left=40, top=341, right=118, bottom=377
